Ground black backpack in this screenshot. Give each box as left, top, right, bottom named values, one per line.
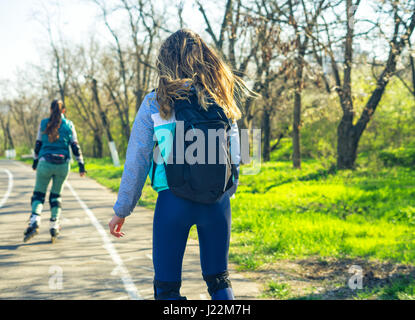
left=151, top=88, right=236, bottom=204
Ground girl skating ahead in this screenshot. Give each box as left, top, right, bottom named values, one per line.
left=24, top=100, right=86, bottom=243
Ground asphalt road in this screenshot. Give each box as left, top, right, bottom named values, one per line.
left=0, top=160, right=259, bottom=300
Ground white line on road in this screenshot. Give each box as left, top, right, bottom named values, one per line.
left=65, top=181, right=142, bottom=300
left=0, top=169, right=13, bottom=208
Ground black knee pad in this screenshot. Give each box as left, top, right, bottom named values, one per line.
left=153, top=279, right=187, bottom=300
left=31, top=191, right=46, bottom=205
left=49, top=193, right=62, bottom=208
left=203, top=271, right=232, bottom=296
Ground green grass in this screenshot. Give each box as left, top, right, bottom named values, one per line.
left=262, top=281, right=292, bottom=299
left=231, top=162, right=415, bottom=269
left=354, top=275, right=415, bottom=300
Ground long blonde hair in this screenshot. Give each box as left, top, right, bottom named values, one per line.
left=156, top=29, right=253, bottom=121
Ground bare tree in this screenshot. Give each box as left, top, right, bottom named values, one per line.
left=241, top=1, right=291, bottom=161
left=196, top=0, right=267, bottom=136
left=65, top=43, right=107, bottom=157
left=43, top=11, right=72, bottom=105
left=0, top=106, right=14, bottom=152
left=93, top=0, right=132, bottom=143
left=120, top=0, right=159, bottom=111
left=9, top=96, right=44, bottom=147
left=315, top=0, right=415, bottom=169
left=287, top=0, right=327, bottom=169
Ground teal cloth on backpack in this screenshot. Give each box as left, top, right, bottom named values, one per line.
left=38, top=115, right=74, bottom=160
left=150, top=113, right=177, bottom=193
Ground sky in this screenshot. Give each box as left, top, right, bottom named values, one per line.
left=0, top=0, right=408, bottom=84
left=0, top=0, right=206, bottom=83
left=0, top=0, right=100, bottom=81
left=0, top=0, right=38, bottom=79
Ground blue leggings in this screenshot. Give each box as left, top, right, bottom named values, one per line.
left=153, top=189, right=234, bottom=300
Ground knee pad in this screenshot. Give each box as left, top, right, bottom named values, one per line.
left=203, top=271, right=232, bottom=297
left=153, top=279, right=187, bottom=300
left=31, top=191, right=46, bottom=205
left=49, top=193, right=62, bottom=208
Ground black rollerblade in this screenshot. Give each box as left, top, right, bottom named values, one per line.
left=23, top=222, right=39, bottom=243
left=50, top=228, right=59, bottom=243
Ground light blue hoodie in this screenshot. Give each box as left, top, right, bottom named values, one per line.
left=113, top=91, right=241, bottom=218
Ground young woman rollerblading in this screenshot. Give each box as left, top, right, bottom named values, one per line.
left=109, top=29, right=255, bottom=300
left=24, top=100, right=86, bottom=243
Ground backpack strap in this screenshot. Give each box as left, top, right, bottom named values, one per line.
left=151, top=141, right=159, bottom=187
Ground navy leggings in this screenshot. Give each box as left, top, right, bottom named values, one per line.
left=153, top=189, right=231, bottom=288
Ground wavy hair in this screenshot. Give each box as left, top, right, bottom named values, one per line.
left=155, top=29, right=255, bottom=121
left=44, top=100, right=64, bottom=142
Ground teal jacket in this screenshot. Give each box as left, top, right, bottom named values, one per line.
left=36, top=114, right=81, bottom=162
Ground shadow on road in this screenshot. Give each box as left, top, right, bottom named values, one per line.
left=0, top=241, right=52, bottom=250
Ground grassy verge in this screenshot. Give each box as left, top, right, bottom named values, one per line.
left=262, top=274, right=415, bottom=300
left=231, top=161, right=415, bottom=268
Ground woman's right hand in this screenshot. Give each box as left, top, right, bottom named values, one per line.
left=108, top=215, right=125, bottom=238
left=32, top=159, right=38, bottom=171
left=79, top=163, right=86, bottom=177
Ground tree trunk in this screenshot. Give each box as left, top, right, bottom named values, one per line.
left=292, top=90, right=301, bottom=169
left=262, top=109, right=271, bottom=162
left=123, top=108, right=131, bottom=141
left=92, top=78, right=113, bottom=142
left=0, top=117, right=8, bottom=151
left=104, top=83, right=131, bottom=146
left=6, top=121, right=14, bottom=149
left=242, top=96, right=255, bottom=132
left=336, top=117, right=359, bottom=169
left=292, top=50, right=305, bottom=169
left=93, top=132, right=103, bottom=158
left=288, top=0, right=325, bottom=169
